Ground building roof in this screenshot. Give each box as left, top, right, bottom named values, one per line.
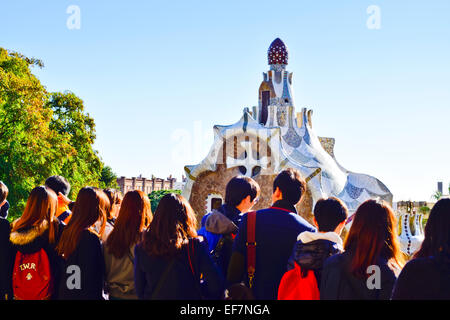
left=268, top=38, right=288, bottom=65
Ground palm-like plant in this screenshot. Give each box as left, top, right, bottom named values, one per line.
left=432, top=190, right=443, bottom=201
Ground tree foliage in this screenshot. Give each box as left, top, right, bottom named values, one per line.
left=99, top=165, right=119, bottom=189
left=0, top=48, right=112, bottom=220
left=148, top=189, right=181, bottom=213
left=46, top=91, right=104, bottom=198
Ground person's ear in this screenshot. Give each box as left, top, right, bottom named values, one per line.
left=272, top=187, right=282, bottom=200
left=242, top=195, right=251, bottom=209
left=312, top=217, right=319, bottom=229
left=335, top=219, right=347, bottom=235
left=237, top=195, right=252, bottom=212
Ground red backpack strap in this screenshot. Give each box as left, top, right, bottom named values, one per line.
left=246, top=211, right=257, bottom=288
left=187, top=239, right=195, bottom=276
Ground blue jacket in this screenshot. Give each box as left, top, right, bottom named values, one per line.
left=230, top=200, right=316, bottom=300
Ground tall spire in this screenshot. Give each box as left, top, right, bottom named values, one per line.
left=268, top=38, right=288, bottom=66
left=258, top=38, right=294, bottom=126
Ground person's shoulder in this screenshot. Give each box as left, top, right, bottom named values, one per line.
left=80, top=229, right=101, bottom=245
left=236, top=210, right=254, bottom=223
left=249, top=207, right=275, bottom=222
left=303, top=238, right=341, bottom=253
left=255, top=207, right=271, bottom=213
left=401, top=256, right=437, bottom=274
left=323, top=251, right=346, bottom=269
left=201, top=212, right=213, bottom=226
left=191, top=236, right=207, bottom=248
left=0, top=218, right=10, bottom=230
left=134, top=242, right=146, bottom=258
left=290, top=213, right=316, bottom=232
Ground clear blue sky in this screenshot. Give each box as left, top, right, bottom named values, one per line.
left=1, top=0, right=449, bottom=202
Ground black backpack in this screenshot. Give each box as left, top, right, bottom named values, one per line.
left=210, top=233, right=234, bottom=275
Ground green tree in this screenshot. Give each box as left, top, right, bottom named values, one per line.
left=0, top=48, right=109, bottom=220
left=418, top=206, right=430, bottom=215
left=47, top=91, right=104, bottom=199
left=99, top=165, right=119, bottom=189
left=0, top=49, right=73, bottom=219
left=148, top=189, right=181, bottom=213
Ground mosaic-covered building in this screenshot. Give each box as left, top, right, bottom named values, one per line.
left=182, top=38, right=392, bottom=226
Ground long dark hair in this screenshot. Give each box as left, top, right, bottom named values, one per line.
left=141, top=193, right=197, bottom=256
left=11, top=186, right=59, bottom=244
left=414, top=198, right=450, bottom=259
left=56, top=187, right=109, bottom=259
left=344, top=199, right=404, bottom=278
left=105, top=190, right=152, bottom=259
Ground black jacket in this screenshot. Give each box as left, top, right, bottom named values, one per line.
left=287, top=235, right=342, bottom=286
left=57, top=229, right=105, bottom=300
left=134, top=238, right=224, bottom=300
left=320, top=251, right=399, bottom=300
left=0, top=218, right=12, bottom=299
left=0, top=201, right=9, bottom=219
left=7, top=220, right=64, bottom=300
left=391, top=254, right=450, bottom=300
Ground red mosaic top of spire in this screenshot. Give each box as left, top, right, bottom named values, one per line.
left=268, top=38, right=288, bottom=65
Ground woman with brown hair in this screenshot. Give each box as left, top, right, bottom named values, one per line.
left=104, top=190, right=151, bottom=300
left=320, top=199, right=404, bottom=300
left=134, top=193, right=224, bottom=300
left=95, top=188, right=122, bottom=243
left=7, top=186, right=63, bottom=300
left=103, top=188, right=122, bottom=223
left=392, top=198, right=450, bottom=299
left=56, top=187, right=109, bottom=300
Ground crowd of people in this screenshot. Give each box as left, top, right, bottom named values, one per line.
left=0, top=169, right=448, bottom=300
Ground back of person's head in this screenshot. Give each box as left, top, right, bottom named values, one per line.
left=273, top=168, right=306, bottom=205
left=106, top=190, right=152, bottom=259
left=103, top=188, right=123, bottom=220
left=344, top=199, right=404, bottom=278
left=0, top=181, right=8, bottom=203
left=314, top=197, right=348, bottom=232
left=56, top=187, right=109, bottom=259
left=414, top=198, right=450, bottom=259
left=45, top=175, right=71, bottom=196
left=142, top=193, right=197, bottom=256
left=225, top=176, right=260, bottom=207
left=11, top=186, right=58, bottom=244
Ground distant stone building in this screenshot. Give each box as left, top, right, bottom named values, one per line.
left=117, top=175, right=180, bottom=195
